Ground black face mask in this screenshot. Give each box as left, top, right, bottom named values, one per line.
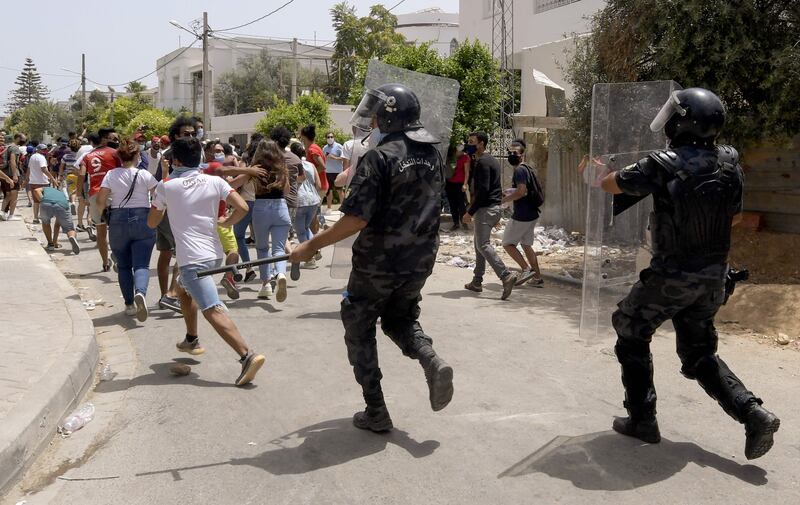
left=507, top=153, right=521, bottom=166
left=464, top=144, right=477, bottom=155
left=107, top=141, right=119, bottom=149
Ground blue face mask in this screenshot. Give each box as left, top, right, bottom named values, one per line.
left=172, top=165, right=199, bottom=176
left=196, top=128, right=204, bottom=139
left=372, top=128, right=387, bottom=144
left=214, top=154, right=225, bottom=163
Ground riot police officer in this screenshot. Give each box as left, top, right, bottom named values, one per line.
left=600, top=87, right=779, bottom=459
left=290, top=83, right=454, bottom=432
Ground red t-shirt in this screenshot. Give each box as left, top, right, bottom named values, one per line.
left=449, top=154, right=470, bottom=184
left=204, top=162, right=227, bottom=217
left=306, top=143, right=328, bottom=192
left=84, top=147, right=122, bottom=196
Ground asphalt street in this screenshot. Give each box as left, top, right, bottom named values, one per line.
left=4, top=223, right=799, bottom=505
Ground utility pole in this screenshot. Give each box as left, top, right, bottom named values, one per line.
left=202, top=11, right=210, bottom=132
left=291, top=37, right=298, bottom=104
left=81, top=53, right=86, bottom=123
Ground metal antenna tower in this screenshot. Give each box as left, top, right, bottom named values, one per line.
left=491, top=0, right=515, bottom=155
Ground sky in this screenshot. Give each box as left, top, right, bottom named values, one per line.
left=0, top=0, right=460, bottom=109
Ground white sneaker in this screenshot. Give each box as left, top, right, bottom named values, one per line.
left=258, top=282, right=273, bottom=299
left=301, top=259, right=318, bottom=269
left=133, top=292, right=148, bottom=322
left=0, top=212, right=6, bottom=221
left=275, top=273, right=287, bottom=303
left=125, top=305, right=137, bottom=316
left=7, top=215, right=21, bottom=221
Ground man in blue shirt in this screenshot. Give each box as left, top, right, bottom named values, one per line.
left=322, top=131, right=345, bottom=213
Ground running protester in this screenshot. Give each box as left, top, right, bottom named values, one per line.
left=289, top=141, right=321, bottom=268
left=147, top=137, right=266, bottom=386
left=34, top=186, right=81, bottom=255
left=97, top=137, right=158, bottom=322
left=78, top=128, right=122, bottom=271
left=0, top=133, right=27, bottom=221
left=27, top=144, right=57, bottom=224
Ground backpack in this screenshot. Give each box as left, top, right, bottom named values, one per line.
left=521, top=163, right=544, bottom=209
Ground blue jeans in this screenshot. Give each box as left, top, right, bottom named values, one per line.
left=252, top=198, right=291, bottom=280
left=179, top=259, right=224, bottom=312
left=295, top=205, right=317, bottom=243
left=108, top=207, right=156, bottom=305
left=233, top=200, right=254, bottom=262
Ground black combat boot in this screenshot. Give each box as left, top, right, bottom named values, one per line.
left=612, top=403, right=661, bottom=444
left=416, top=346, right=454, bottom=412
left=353, top=406, right=394, bottom=433
left=743, top=402, right=780, bottom=460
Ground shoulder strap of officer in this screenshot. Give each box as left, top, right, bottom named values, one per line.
left=716, top=145, right=739, bottom=170
left=648, top=149, right=688, bottom=181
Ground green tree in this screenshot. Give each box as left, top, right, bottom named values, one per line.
left=215, top=50, right=284, bottom=116
left=254, top=92, right=333, bottom=137
left=125, top=108, right=175, bottom=137
left=563, top=0, right=800, bottom=150
left=89, top=95, right=153, bottom=132
left=5, top=101, right=73, bottom=141
left=125, top=81, right=147, bottom=95
left=6, top=58, right=49, bottom=113
left=348, top=40, right=502, bottom=148
left=329, top=2, right=406, bottom=103
left=88, top=90, right=108, bottom=106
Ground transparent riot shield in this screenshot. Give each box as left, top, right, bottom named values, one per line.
left=330, top=61, right=460, bottom=279
left=579, top=81, right=681, bottom=341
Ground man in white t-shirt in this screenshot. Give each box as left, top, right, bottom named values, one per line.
left=146, top=136, right=162, bottom=177
left=28, top=144, right=57, bottom=223
left=338, top=128, right=370, bottom=188
left=148, top=137, right=266, bottom=386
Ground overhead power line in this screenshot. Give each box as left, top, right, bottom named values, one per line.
left=83, top=41, right=200, bottom=88
left=214, top=0, right=296, bottom=33
left=388, top=0, right=408, bottom=12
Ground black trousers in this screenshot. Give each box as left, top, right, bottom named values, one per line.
left=612, top=265, right=758, bottom=421
left=445, top=181, right=466, bottom=226
left=341, top=271, right=434, bottom=407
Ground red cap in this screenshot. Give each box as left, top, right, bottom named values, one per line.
left=160, top=135, right=170, bottom=146
left=133, top=132, right=144, bottom=141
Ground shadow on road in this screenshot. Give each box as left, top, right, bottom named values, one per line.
left=296, top=311, right=342, bottom=320
left=499, top=431, right=767, bottom=489
left=301, top=286, right=346, bottom=296
left=136, top=418, right=439, bottom=480
left=94, top=360, right=239, bottom=393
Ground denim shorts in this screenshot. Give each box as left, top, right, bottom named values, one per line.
left=179, top=259, right=226, bottom=312
left=40, top=202, right=75, bottom=232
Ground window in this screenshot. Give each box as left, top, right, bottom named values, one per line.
left=534, top=0, right=581, bottom=14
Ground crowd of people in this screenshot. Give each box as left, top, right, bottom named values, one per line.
left=0, top=81, right=781, bottom=460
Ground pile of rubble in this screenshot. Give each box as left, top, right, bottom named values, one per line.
left=436, top=219, right=583, bottom=271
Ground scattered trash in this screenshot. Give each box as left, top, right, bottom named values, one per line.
left=82, top=301, right=96, bottom=311
left=59, top=403, right=95, bottom=437
left=247, top=442, right=257, bottom=446
left=15, top=500, right=26, bottom=505
left=776, top=333, right=792, bottom=345
left=446, top=256, right=469, bottom=268
left=98, top=363, right=116, bottom=381
left=57, top=475, right=119, bottom=482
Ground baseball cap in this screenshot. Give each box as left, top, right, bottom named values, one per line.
left=36, top=143, right=48, bottom=151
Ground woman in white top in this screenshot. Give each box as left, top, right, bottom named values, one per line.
left=96, top=136, right=158, bottom=322
left=289, top=142, right=321, bottom=256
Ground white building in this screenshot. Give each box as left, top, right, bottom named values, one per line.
left=458, top=0, right=607, bottom=116
left=395, top=7, right=460, bottom=57
left=155, top=37, right=333, bottom=128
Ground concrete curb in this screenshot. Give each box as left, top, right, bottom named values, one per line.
left=0, top=221, right=98, bottom=496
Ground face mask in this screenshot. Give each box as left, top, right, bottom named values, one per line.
left=326, top=138, right=334, bottom=145
left=196, top=128, right=204, bottom=139
left=198, top=162, right=209, bottom=169
left=507, top=153, right=521, bottom=166
left=372, top=128, right=387, bottom=144
left=173, top=165, right=199, bottom=175
left=214, top=154, right=225, bottom=162
left=464, top=144, right=477, bottom=155
left=107, top=141, right=119, bottom=149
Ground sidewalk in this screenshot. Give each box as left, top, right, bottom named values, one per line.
left=0, top=212, right=98, bottom=495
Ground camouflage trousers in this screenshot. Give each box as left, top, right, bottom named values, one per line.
left=612, top=264, right=758, bottom=421
left=341, top=271, right=435, bottom=408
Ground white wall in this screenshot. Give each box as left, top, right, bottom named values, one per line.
left=519, top=37, right=580, bottom=117
left=458, top=0, right=605, bottom=50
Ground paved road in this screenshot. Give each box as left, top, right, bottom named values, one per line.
left=4, top=218, right=799, bottom=504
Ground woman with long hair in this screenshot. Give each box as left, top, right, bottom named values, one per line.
left=96, top=136, right=158, bottom=321
left=250, top=139, right=291, bottom=302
